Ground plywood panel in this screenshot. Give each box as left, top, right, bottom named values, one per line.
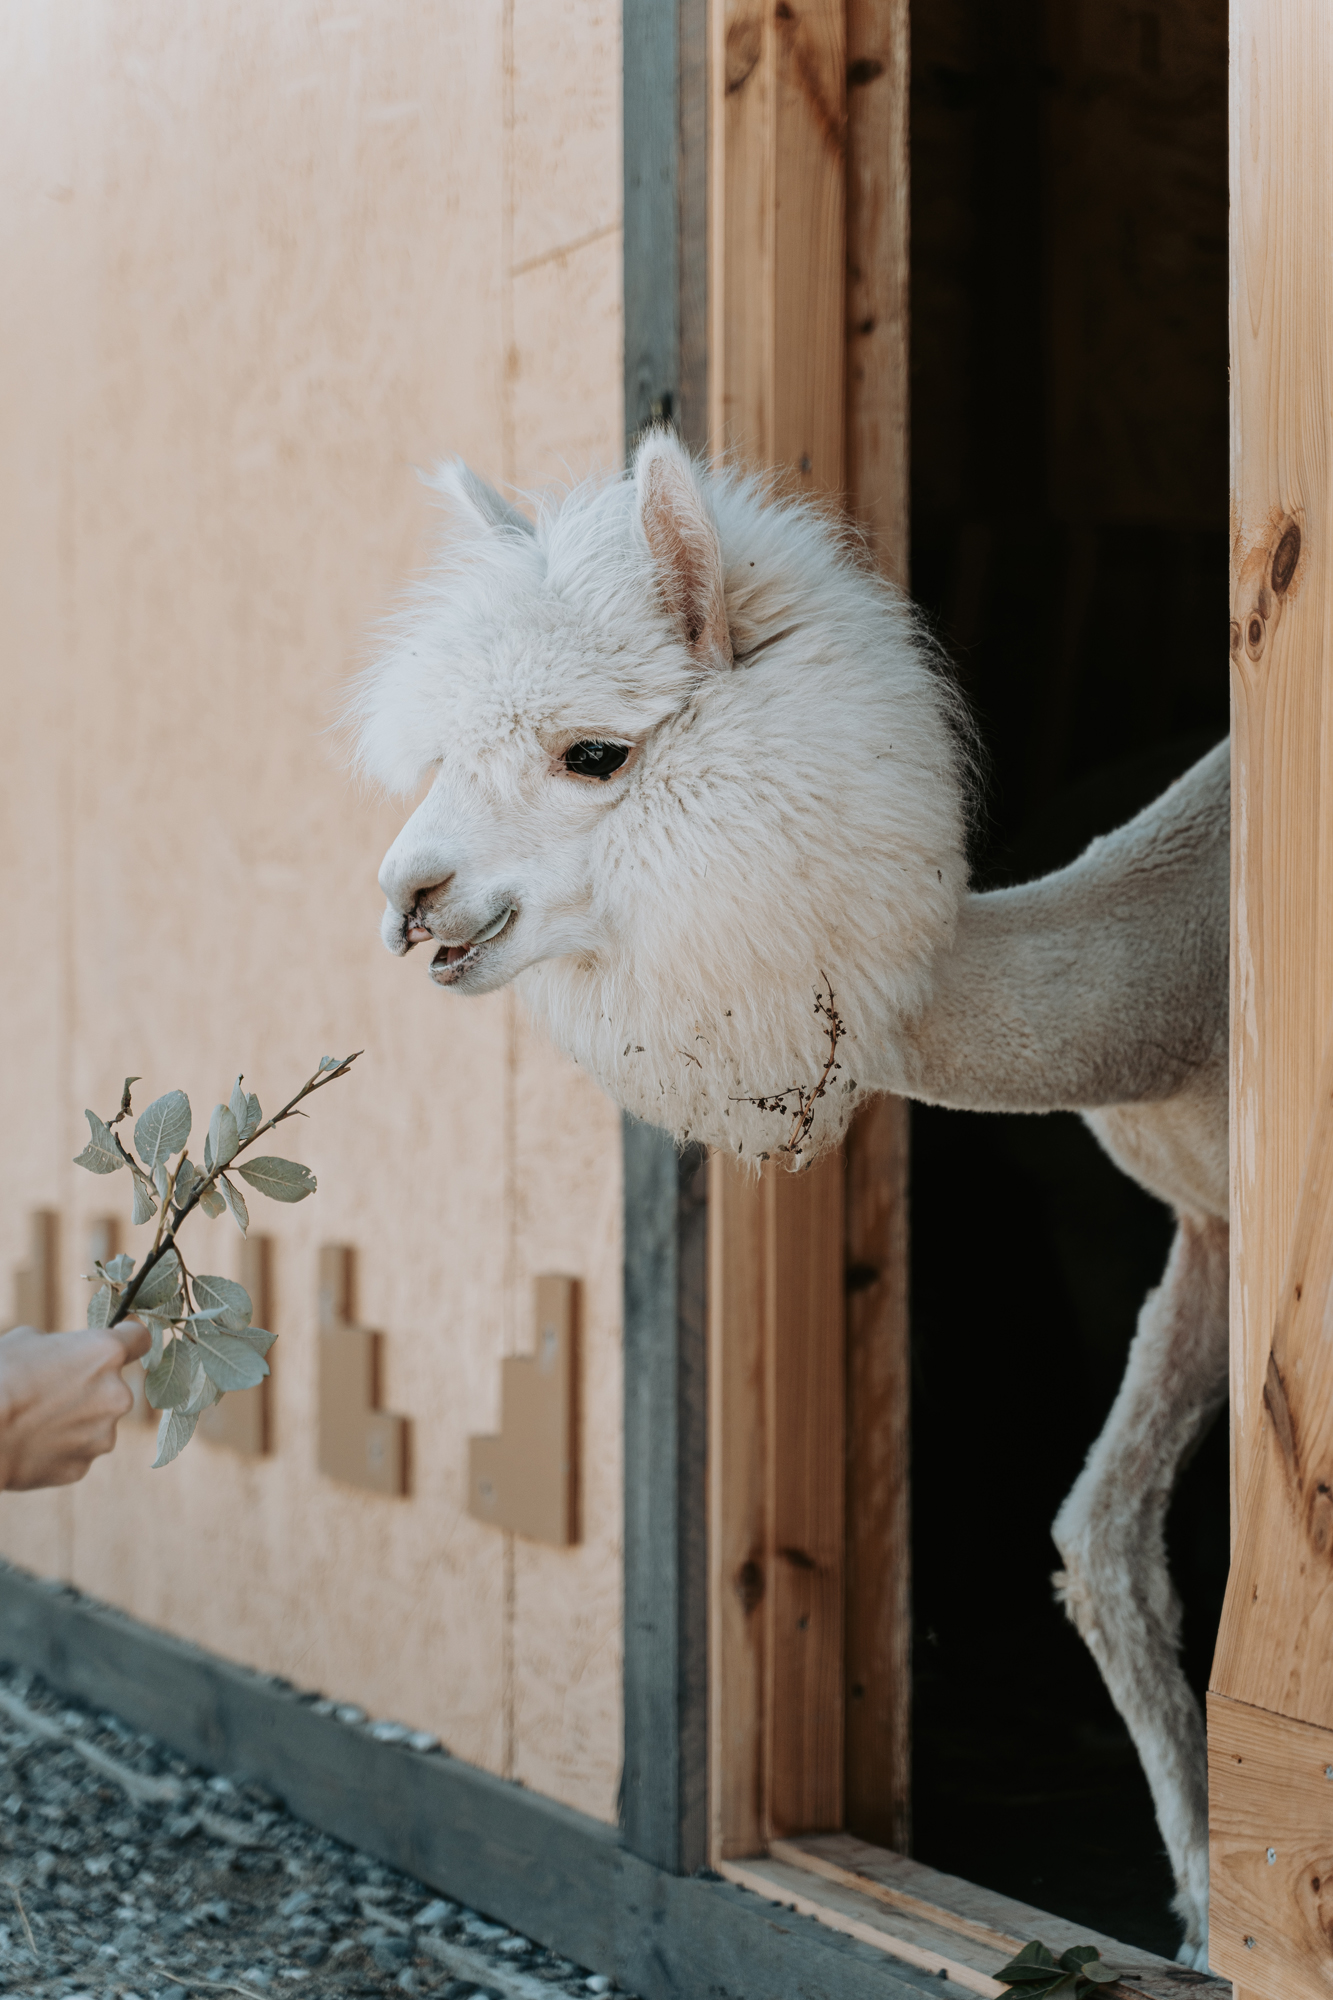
left=0, top=0, right=625, bottom=1825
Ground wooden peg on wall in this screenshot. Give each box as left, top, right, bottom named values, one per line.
left=468, top=1275, right=578, bottom=1546
left=316, top=1244, right=409, bottom=1497
left=89, top=1217, right=153, bottom=1425
left=199, top=1235, right=273, bottom=1458
left=11, top=1210, right=58, bottom=1332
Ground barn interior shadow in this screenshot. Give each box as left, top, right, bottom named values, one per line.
left=906, top=0, right=1230, bottom=1957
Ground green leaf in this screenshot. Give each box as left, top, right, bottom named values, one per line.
left=145, top=1337, right=199, bottom=1410
left=192, top=1325, right=270, bottom=1393
left=134, top=1090, right=191, bottom=1172
left=191, top=1274, right=252, bottom=1331
left=119, top=1076, right=141, bottom=1118
left=997, top=1943, right=1063, bottom=1985
left=104, top=1253, right=134, bottom=1284
left=185, top=1369, right=222, bottom=1413
left=153, top=1164, right=170, bottom=1202
left=144, top=1321, right=166, bottom=1371
left=219, top=1174, right=249, bottom=1236
left=133, top=1251, right=183, bottom=1316
left=87, top=1285, right=113, bottom=1330
left=153, top=1407, right=199, bottom=1468
left=173, top=1157, right=199, bottom=1211
left=230, top=1076, right=263, bottom=1146
left=74, top=1109, right=125, bottom=1175
left=236, top=1155, right=317, bottom=1203
left=1074, top=1961, right=1121, bottom=1986
left=131, top=1176, right=158, bottom=1227
left=197, top=1180, right=226, bottom=1219
left=231, top=1324, right=276, bottom=1359
left=206, top=1101, right=240, bottom=1174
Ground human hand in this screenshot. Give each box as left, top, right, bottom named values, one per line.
left=0, top=1320, right=151, bottom=1490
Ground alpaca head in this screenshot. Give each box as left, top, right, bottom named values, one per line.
left=356, top=432, right=970, bottom=1162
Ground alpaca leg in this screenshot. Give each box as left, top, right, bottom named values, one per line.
left=1051, top=1215, right=1228, bottom=1970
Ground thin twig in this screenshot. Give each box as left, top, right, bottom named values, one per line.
left=107, top=1055, right=361, bottom=1327
left=5, top=1878, right=37, bottom=1960
left=155, top=1969, right=272, bottom=2000
left=728, top=977, right=844, bottom=1155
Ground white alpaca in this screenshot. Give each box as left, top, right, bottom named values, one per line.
left=356, top=434, right=1228, bottom=1969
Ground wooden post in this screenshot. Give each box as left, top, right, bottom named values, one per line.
left=709, top=0, right=912, bottom=1860
left=1207, top=6, right=1333, bottom=1996
left=842, top=0, right=912, bottom=1853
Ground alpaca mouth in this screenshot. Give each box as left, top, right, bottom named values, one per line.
left=420, top=905, right=516, bottom=985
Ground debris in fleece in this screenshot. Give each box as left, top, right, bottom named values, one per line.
left=0, top=1663, right=631, bottom=2000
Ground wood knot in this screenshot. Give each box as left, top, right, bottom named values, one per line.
left=1309, top=1481, right=1333, bottom=1560
left=726, top=19, right=763, bottom=93
left=734, top=1558, right=764, bottom=1614
left=1272, top=520, right=1302, bottom=596
left=848, top=57, right=884, bottom=87
left=1264, top=1351, right=1299, bottom=1478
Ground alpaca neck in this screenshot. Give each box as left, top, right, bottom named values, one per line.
left=879, top=744, right=1230, bottom=1116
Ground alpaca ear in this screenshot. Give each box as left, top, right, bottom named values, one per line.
left=423, top=459, right=536, bottom=538
left=634, top=431, right=733, bottom=667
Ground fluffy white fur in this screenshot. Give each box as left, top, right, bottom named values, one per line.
left=354, top=434, right=1229, bottom=1968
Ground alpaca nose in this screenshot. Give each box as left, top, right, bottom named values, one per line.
left=404, top=875, right=455, bottom=941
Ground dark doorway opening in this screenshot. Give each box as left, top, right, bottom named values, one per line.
left=908, top=0, right=1229, bottom=1958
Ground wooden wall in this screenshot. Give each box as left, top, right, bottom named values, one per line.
left=0, top=0, right=626, bottom=1825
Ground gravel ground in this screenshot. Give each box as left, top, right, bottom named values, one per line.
left=0, top=1662, right=632, bottom=2000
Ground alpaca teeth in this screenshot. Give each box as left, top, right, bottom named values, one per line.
left=470, top=907, right=513, bottom=946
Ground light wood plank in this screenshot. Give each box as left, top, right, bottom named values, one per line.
left=766, top=1150, right=845, bottom=1835
left=199, top=1234, right=271, bottom=1458
left=1208, top=1692, right=1333, bottom=1993
left=844, top=0, right=909, bottom=584
left=1228, top=0, right=1333, bottom=1542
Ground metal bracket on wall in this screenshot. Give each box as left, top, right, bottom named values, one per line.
left=468, top=1275, right=579, bottom=1546
left=316, top=1244, right=409, bottom=1497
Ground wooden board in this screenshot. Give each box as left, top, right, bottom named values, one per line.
left=468, top=1276, right=577, bottom=1545
left=708, top=0, right=913, bottom=1861
left=739, top=1834, right=1230, bottom=2000
left=9, top=1209, right=58, bottom=1333
left=1209, top=10, right=1333, bottom=1996
left=843, top=1098, right=911, bottom=1848
left=1209, top=1692, right=1333, bottom=1997
left=199, top=1233, right=272, bottom=1458
left=1227, top=0, right=1333, bottom=1540
left=316, top=1244, right=408, bottom=1499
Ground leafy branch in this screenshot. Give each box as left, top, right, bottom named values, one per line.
left=995, top=1939, right=1124, bottom=1998
left=74, top=1054, right=360, bottom=1467
left=730, top=977, right=845, bottom=1158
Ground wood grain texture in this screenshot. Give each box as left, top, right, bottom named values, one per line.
left=767, top=1150, right=846, bottom=1835
left=1228, top=0, right=1333, bottom=1542
left=765, top=1834, right=1230, bottom=2000
left=843, top=1099, right=911, bottom=1848
left=710, top=0, right=846, bottom=489
left=1209, top=1693, right=1333, bottom=1995
left=845, top=0, right=910, bottom=583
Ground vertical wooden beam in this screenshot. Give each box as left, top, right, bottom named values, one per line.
left=843, top=1098, right=910, bottom=1848
left=621, top=0, right=711, bottom=1880
left=623, top=1124, right=709, bottom=1874
left=766, top=1152, right=845, bottom=1836
left=1226, top=0, right=1333, bottom=1550
left=708, top=1, right=852, bottom=1852
left=842, top=0, right=912, bottom=1851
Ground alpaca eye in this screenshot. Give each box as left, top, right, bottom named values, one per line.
left=564, top=739, right=630, bottom=780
